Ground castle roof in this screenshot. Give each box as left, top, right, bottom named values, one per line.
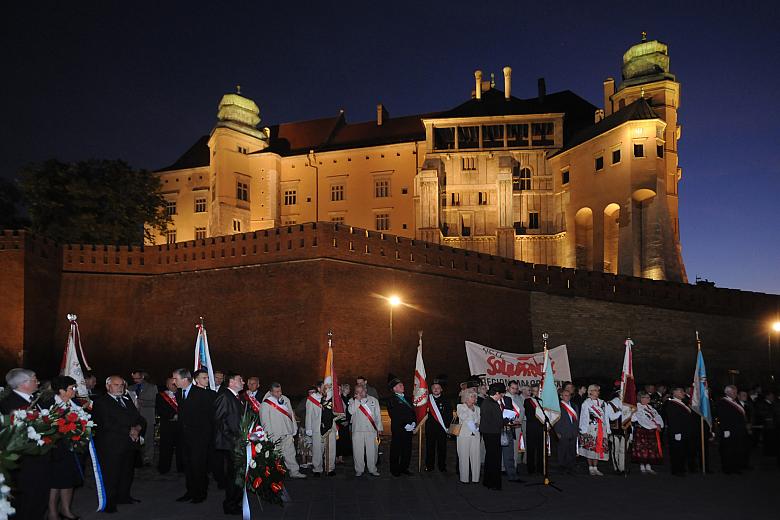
left=553, top=97, right=660, bottom=156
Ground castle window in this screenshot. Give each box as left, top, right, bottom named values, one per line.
left=612, top=149, right=621, bottom=165
left=166, top=229, right=177, bottom=244
left=512, top=167, right=531, bottom=191
left=457, top=126, right=479, bottom=149
left=237, top=145, right=248, bottom=154
left=375, top=180, right=390, bottom=198
left=331, top=215, right=345, bottom=224
left=595, top=156, right=604, bottom=171
left=528, top=212, right=540, bottom=230
left=513, top=221, right=524, bottom=234
left=284, top=190, right=297, bottom=206
left=284, top=219, right=296, bottom=225
left=331, top=184, right=345, bottom=202
left=507, top=124, right=529, bottom=147
left=461, top=215, right=471, bottom=237
left=656, top=144, right=664, bottom=158
left=194, top=197, right=207, bottom=213
left=461, top=157, right=476, bottom=171
left=195, top=227, right=207, bottom=240
left=531, top=122, right=554, bottom=146
left=482, top=124, right=504, bottom=148
left=478, top=191, right=488, bottom=205
left=561, top=169, right=570, bottom=185
left=451, top=192, right=461, bottom=206
left=232, top=219, right=241, bottom=232
left=236, top=181, right=249, bottom=202
left=375, top=213, right=390, bottom=231
left=633, top=143, right=644, bottom=158
left=165, top=200, right=177, bottom=216
left=433, top=127, right=455, bottom=150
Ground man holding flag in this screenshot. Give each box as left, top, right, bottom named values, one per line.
left=387, top=373, right=416, bottom=477
left=691, top=334, right=714, bottom=474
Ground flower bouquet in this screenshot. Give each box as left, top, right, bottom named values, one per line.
left=234, top=411, right=288, bottom=507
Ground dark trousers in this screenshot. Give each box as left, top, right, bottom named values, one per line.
left=389, top=431, right=413, bottom=475
left=11, top=456, right=50, bottom=520
left=526, top=428, right=543, bottom=474
left=182, top=434, right=210, bottom=499
left=688, top=424, right=711, bottom=472
left=158, top=422, right=183, bottom=473
left=97, top=446, right=135, bottom=508
left=425, top=426, right=448, bottom=471
left=217, top=449, right=242, bottom=512
left=482, top=432, right=502, bottom=490
left=557, top=435, right=577, bottom=471
left=669, top=434, right=688, bottom=475
left=719, top=433, right=746, bottom=473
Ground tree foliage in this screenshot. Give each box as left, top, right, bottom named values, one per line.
left=0, top=178, right=29, bottom=229
left=19, top=159, right=170, bottom=244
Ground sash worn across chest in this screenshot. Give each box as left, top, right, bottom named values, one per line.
left=561, top=401, right=577, bottom=421
left=264, top=398, right=293, bottom=421
left=245, top=393, right=261, bottom=413
left=723, top=397, right=746, bottom=416
left=159, top=391, right=178, bottom=412
left=358, top=403, right=378, bottom=431
left=307, top=395, right=322, bottom=408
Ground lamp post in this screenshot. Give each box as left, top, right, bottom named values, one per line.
left=769, top=321, right=780, bottom=383
left=388, top=295, right=401, bottom=352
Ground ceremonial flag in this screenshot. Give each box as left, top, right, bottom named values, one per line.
left=619, top=338, right=637, bottom=423
left=324, top=336, right=344, bottom=414
left=194, top=320, right=216, bottom=391
left=60, top=314, right=92, bottom=397
left=691, top=347, right=712, bottom=427
left=412, top=335, right=429, bottom=424
left=536, top=348, right=561, bottom=426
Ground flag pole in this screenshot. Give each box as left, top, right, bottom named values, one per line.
left=417, top=330, right=424, bottom=473
left=326, top=330, right=333, bottom=475
left=541, top=332, right=550, bottom=485
left=696, top=330, right=706, bottom=476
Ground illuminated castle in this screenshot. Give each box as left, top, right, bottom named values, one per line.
left=153, top=35, right=685, bottom=282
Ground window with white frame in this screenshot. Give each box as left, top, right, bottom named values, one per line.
left=166, top=229, right=177, bottom=244
left=461, top=157, right=476, bottom=171
left=331, top=215, right=345, bottom=224
left=512, top=167, right=531, bottom=191
left=331, top=184, right=344, bottom=201
left=375, top=179, right=390, bottom=198
left=236, top=181, right=249, bottom=202
left=165, top=200, right=177, bottom=216
left=283, top=190, right=297, bottom=206
left=194, top=197, right=207, bottom=213
left=528, top=212, right=540, bottom=229
left=195, top=227, right=206, bottom=240
left=375, top=213, right=390, bottom=231
left=232, top=219, right=241, bottom=232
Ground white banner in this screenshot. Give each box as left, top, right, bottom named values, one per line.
left=465, top=341, right=572, bottom=388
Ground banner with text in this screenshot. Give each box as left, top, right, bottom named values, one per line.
left=465, top=341, right=572, bottom=388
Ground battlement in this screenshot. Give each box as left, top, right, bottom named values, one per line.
left=2, top=224, right=777, bottom=318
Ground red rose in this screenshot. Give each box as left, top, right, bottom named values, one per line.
left=252, top=477, right=262, bottom=489
left=264, top=467, right=270, bottom=477
left=43, top=437, right=53, bottom=445
left=71, top=435, right=81, bottom=441
left=66, top=412, right=78, bottom=422
left=270, top=482, right=282, bottom=493
left=42, top=416, right=51, bottom=424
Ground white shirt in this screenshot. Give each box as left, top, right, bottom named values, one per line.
left=13, top=390, right=33, bottom=402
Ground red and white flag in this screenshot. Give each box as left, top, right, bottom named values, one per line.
left=60, top=314, right=92, bottom=397
left=619, top=338, right=637, bottom=423
left=412, top=334, right=429, bottom=424
left=324, top=334, right=344, bottom=414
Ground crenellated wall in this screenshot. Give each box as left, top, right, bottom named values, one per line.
left=0, top=225, right=777, bottom=393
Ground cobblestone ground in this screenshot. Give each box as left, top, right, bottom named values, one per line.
left=72, top=439, right=778, bottom=520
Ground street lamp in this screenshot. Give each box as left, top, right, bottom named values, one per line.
left=770, top=320, right=780, bottom=383
left=388, top=295, right=401, bottom=352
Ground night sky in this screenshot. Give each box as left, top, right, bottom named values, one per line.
left=3, top=1, right=778, bottom=294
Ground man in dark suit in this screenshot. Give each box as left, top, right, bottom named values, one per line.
left=386, top=374, right=416, bottom=476
left=481, top=382, right=506, bottom=490
left=1, top=368, right=51, bottom=520
left=173, top=368, right=216, bottom=503
left=523, top=384, right=544, bottom=474
left=665, top=387, right=693, bottom=475
left=92, top=375, right=146, bottom=513
left=554, top=388, right=579, bottom=474
left=214, top=372, right=246, bottom=515
left=156, top=377, right=183, bottom=474
left=715, top=384, right=749, bottom=474
left=424, top=376, right=453, bottom=472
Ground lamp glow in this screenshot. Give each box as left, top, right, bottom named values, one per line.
left=389, top=295, right=401, bottom=307
left=772, top=321, right=780, bottom=333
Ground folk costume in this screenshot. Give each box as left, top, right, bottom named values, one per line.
left=348, top=394, right=383, bottom=475
left=260, top=392, right=305, bottom=478
left=607, top=396, right=629, bottom=473
left=455, top=402, right=481, bottom=483
left=631, top=402, right=664, bottom=472
left=578, top=397, right=611, bottom=462
left=386, top=374, right=416, bottom=476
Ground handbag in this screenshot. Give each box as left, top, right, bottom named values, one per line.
left=448, top=414, right=462, bottom=436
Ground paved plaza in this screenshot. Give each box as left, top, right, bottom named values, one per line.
left=72, top=439, right=778, bottom=520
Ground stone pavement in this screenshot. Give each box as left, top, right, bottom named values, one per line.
left=72, top=441, right=778, bottom=520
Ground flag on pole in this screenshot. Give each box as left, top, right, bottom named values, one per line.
left=536, top=348, right=561, bottom=426
left=194, top=319, right=216, bottom=391
left=60, top=314, right=92, bottom=397
left=619, top=338, right=637, bottom=424
left=412, top=334, right=429, bottom=424
left=324, top=334, right=344, bottom=414
left=691, top=346, right=712, bottom=427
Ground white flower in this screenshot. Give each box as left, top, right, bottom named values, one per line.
left=13, top=410, right=27, bottom=421
left=0, top=485, right=8, bottom=494
left=40, top=409, right=49, bottom=417
left=37, top=440, right=45, bottom=446
left=249, top=460, right=257, bottom=469
left=264, top=451, right=270, bottom=458
left=26, top=426, right=42, bottom=441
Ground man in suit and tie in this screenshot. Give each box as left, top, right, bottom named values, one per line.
left=1, top=368, right=51, bottom=519
left=92, top=375, right=146, bottom=513
left=173, top=368, right=216, bottom=503
left=214, top=372, right=246, bottom=515
left=480, top=382, right=507, bottom=490
left=386, top=374, right=416, bottom=477
left=156, top=377, right=183, bottom=474
left=130, top=370, right=159, bottom=465
left=554, top=388, right=579, bottom=474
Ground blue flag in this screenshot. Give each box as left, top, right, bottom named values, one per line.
left=537, top=349, right=561, bottom=426
left=691, top=349, right=712, bottom=427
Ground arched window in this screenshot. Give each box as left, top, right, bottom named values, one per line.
left=512, top=167, right=532, bottom=191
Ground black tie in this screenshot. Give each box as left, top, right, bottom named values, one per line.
left=116, top=396, right=127, bottom=408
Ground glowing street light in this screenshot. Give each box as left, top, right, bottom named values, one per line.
left=387, top=295, right=402, bottom=353
left=772, top=321, right=780, bottom=333
left=389, top=295, right=401, bottom=307
left=769, top=320, right=780, bottom=382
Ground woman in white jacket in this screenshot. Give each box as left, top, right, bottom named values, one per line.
left=456, top=390, right=481, bottom=483
left=578, top=384, right=611, bottom=475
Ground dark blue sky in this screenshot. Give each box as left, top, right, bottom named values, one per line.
left=3, top=1, right=778, bottom=294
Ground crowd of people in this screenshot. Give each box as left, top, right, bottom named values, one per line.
left=1, top=366, right=779, bottom=519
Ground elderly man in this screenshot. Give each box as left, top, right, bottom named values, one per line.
left=173, top=368, right=216, bottom=503
left=555, top=388, right=579, bottom=474
left=481, top=382, right=507, bottom=490
left=260, top=382, right=306, bottom=478
left=425, top=377, right=453, bottom=473
left=242, top=376, right=262, bottom=414
left=349, top=383, right=382, bottom=476
left=93, top=375, right=146, bottom=513
left=715, top=385, right=749, bottom=474
left=156, top=377, right=183, bottom=474
left=130, top=370, right=158, bottom=465
left=1, top=368, right=50, bottom=519
left=387, top=374, right=416, bottom=477
left=306, top=381, right=336, bottom=476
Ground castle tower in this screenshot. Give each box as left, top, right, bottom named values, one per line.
left=610, top=34, right=686, bottom=282
left=207, top=88, right=271, bottom=237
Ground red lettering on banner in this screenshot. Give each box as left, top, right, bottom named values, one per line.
left=486, top=355, right=556, bottom=378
